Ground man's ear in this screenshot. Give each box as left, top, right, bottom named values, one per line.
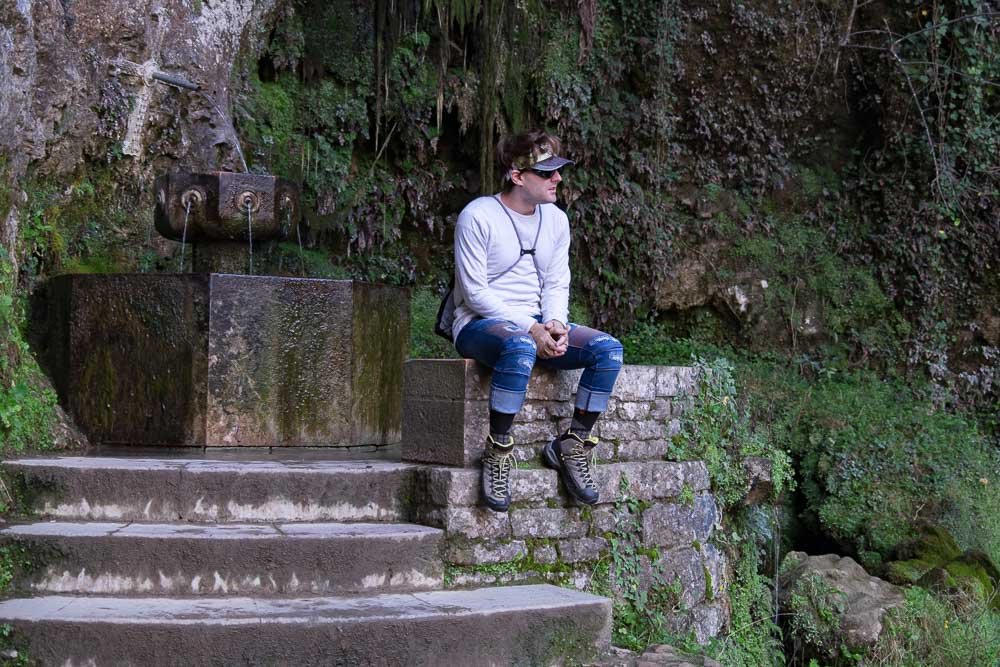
left=509, top=169, right=525, bottom=187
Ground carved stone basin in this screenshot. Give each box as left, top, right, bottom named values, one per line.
left=44, top=274, right=409, bottom=447
left=154, top=171, right=300, bottom=243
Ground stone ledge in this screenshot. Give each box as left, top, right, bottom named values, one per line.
left=418, top=461, right=711, bottom=510
left=402, top=361, right=698, bottom=467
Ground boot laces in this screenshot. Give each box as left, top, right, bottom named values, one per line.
left=565, top=439, right=598, bottom=490
left=485, top=441, right=517, bottom=497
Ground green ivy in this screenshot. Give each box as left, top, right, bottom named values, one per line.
left=754, top=363, right=999, bottom=565
left=706, top=513, right=784, bottom=667
left=670, top=356, right=794, bottom=510
left=590, top=475, right=682, bottom=652
left=0, top=248, right=57, bottom=454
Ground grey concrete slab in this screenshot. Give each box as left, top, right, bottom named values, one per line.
left=5, top=456, right=416, bottom=472
left=7, top=456, right=189, bottom=470
left=3, top=457, right=421, bottom=522
left=89, top=442, right=403, bottom=461
left=277, top=523, right=440, bottom=539
left=1, top=522, right=128, bottom=537
left=113, top=523, right=280, bottom=539
left=1, top=520, right=444, bottom=596
left=0, top=585, right=611, bottom=666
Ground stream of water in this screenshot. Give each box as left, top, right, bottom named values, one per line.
left=292, top=209, right=306, bottom=276
left=178, top=199, right=191, bottom=272
left=203, top=92, right=249, bottom=173
left=246, top=205, right=254, bottom=275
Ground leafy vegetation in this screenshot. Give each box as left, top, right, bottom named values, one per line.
left=0, top=246, right=57, bottom=454
left=408, top=286, right=459, bottom=360
left=0, top=545, right=32, bottom=593
left=751, top=362, right=999, bottom=568
left=871, top=586, right=1000, bottom=667
left=709, top=522, right=784, bottom=667
left=0, top=0, right=996, bottom=663
left=0, top=623, right=29, bottom=666
left=670, top=357, right=794, bottom=510
left=785, top=572, right=855, bottom=664
left=587, top=476, right=682, bottom=652
left=607, top=323, right=998, bottom=663
left=1, top=165, right=144, bottom=454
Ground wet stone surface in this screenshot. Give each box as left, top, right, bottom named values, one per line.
left=43, top=275, right=408, bottom=447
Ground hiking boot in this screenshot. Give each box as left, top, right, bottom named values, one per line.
left=481, top=434, right=517, bottom=512
left=542, top=432, right=600, bottom=505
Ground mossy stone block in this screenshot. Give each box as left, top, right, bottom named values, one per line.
left=44, top=274, right=408, bottom=447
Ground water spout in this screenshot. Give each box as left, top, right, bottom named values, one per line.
left=154, top=172, right=300, bottom=276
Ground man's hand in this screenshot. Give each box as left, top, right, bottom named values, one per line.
left=544, top=320, right=569, bottom=348
left=530, top=321, right=568, bottom=359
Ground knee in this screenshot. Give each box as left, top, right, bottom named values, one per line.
left=586, top=334, right=624, bottom=370
left=498, top=334, right=537, bottom=365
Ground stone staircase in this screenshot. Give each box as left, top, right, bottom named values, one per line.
left=0, top=362, right=729, bottom=665
left=0, top=454, right=611, bottom=665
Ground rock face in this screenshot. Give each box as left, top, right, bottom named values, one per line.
left=0, top=0, right=278, bottom=179
left=779, top=551, right=905, bottom=654
left=742, top=456, right=776, bottom=505
left=0, top=0, right=285, bottom=278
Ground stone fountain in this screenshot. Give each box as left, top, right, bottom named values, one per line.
left=44, top=172, right=409, bottom=448
left=154, top=171, right=301, bottom=273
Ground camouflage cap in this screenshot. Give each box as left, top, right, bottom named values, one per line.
left=511, top=143, right=574, bottom=171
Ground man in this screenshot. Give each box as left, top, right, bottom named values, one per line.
left=451, top=129, right=624, bottom=512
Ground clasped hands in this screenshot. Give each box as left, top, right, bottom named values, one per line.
left=529, top=320, right=568, bottom=359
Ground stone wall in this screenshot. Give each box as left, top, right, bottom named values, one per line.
left=403, top=361, right=729, bottom=643
left=402, top=361, right=698, bottom=467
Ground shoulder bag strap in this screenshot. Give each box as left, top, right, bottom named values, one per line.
left=491, top=195, right=544, bottom=290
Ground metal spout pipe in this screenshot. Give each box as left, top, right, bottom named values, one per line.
left=150, top=71, right=199, bottom=91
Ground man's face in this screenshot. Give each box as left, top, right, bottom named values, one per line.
left=513, top=167, right=563, bottom=205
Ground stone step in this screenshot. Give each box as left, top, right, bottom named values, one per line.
left=1, top=520, right=443, bottom=596
left=0, top=585, right=611, bottom=666
left=3, top=457, right=420, bottom=523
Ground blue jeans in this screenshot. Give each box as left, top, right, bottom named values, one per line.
left=455, top=318, right=624, bottom=414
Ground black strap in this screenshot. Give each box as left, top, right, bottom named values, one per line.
left=492, top=195, right=544, bottom=290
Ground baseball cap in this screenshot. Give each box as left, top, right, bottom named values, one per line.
left=511, top=143, right=575, bottom=171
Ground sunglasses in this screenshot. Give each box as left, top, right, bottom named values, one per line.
left=520, top=167, right=564, bottom=180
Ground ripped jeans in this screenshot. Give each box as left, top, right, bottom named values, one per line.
left=455, top=317, right=624, bottom=414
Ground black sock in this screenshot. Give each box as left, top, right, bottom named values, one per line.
left=489, top=410, right=516, bottom=445
left=569, top=409, right=600, bottom=437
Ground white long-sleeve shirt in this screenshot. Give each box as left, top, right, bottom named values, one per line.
left=452, top=195, right=571, bottom=340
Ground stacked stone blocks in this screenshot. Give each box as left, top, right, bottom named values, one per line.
left=402, top=361, right=698, bottom=466
left=403, top=360, right=729, bottom=642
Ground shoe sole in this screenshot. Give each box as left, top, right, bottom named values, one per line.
left=542, top=440, right=598, bottom=505
left=482, top=497, right=510, bottom=513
